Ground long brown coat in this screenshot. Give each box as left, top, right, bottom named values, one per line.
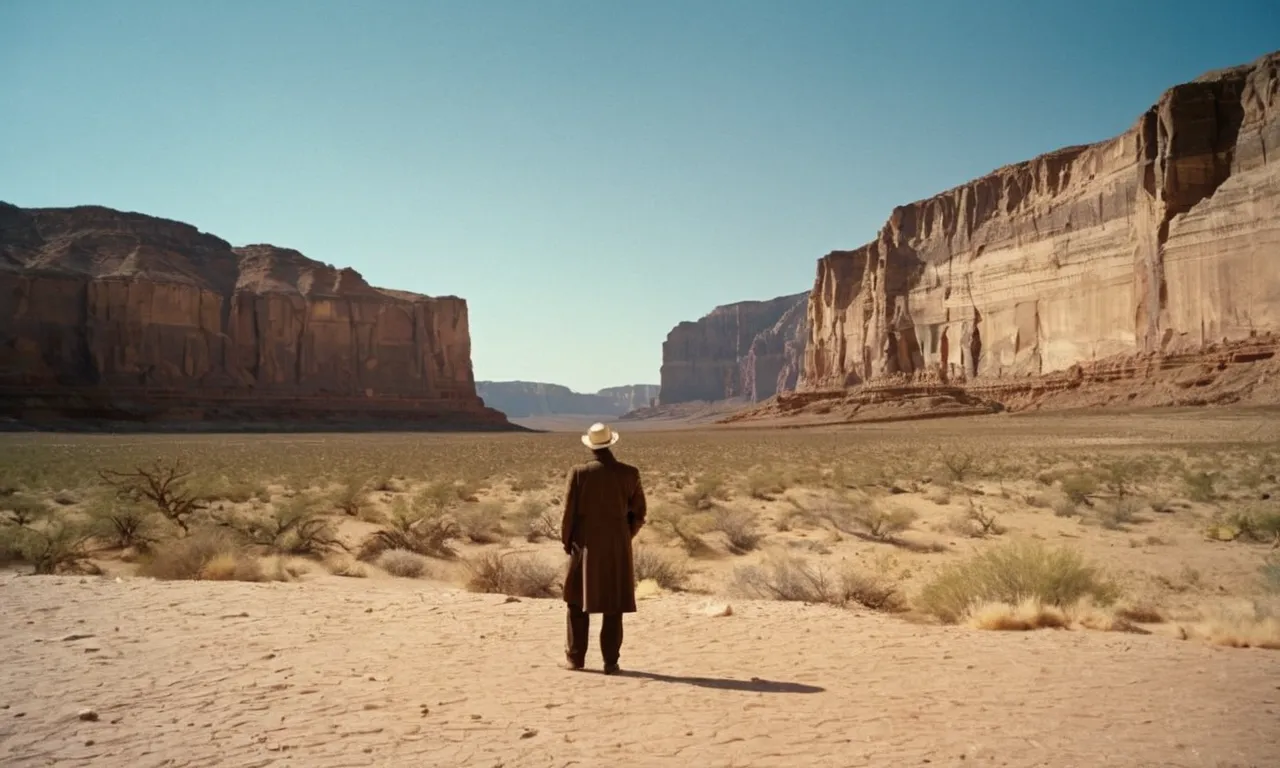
left=560, top=453, right=647, bottom=614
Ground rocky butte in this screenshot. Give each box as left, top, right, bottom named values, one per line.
left=658, top=291, right=808, bottom=405
left=0, top=203, right=518, bottom=430
left=729, top=49, right=1280, bottom=424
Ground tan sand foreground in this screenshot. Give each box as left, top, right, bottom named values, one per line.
left=2, top=571, right=1276, bottom=768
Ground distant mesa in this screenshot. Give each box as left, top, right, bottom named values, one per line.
left=0, top=202, right=521, bottom=431
left=656, top=49, right=1280, bottom=425
left=477, top=381, right=659, bottom=419
left=657, top=291, right=808, bottom=406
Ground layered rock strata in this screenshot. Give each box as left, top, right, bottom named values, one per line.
left=476, top=381, right=659, bottom=418
left=659, top=292, right=807, bottom=404
left=0, top=203, right=516, bottom=429
left=801, top=50, right=1280, bottom=399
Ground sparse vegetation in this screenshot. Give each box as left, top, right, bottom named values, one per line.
left=632, top=546, right=689, bottom=591
left=730, top=553, right=905, bottom=612
left=916, top=540, right=1119, bottom=624
left=377, top=548, right=430, bottom=578
left=464, top=551, right=560, bottom=598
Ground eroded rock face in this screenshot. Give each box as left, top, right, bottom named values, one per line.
left=803, top=51, right=1280, bottom=392
left=476, top=381, right=659, bottom=418
left=0, top=204, right=516, bottom=429
left=659, top=292, right=807, bottom=404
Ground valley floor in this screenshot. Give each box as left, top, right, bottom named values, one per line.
left=2, top=572, right=1277, bottom=768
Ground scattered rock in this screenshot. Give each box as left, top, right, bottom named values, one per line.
left=61, top=633, right=94, bottom=642
left=78, top=709, right=99, bottom=722
left=520, top=728, right=538, bottom=739
left=503, top=596, right=521, bottom=603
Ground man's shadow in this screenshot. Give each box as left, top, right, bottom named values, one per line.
left=585, top=669, right=824, bottom=694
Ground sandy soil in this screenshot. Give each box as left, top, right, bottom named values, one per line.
left=2, top=571, right=1277, bottom=768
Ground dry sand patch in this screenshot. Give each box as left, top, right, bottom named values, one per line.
left=2, top=572, right=1278, bottom=768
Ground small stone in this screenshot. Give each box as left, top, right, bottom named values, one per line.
left=520, top=728, right=538, bottom=739
left=61, top=633, right=94, bottom=642
left=78, top=709, right=99, bottom=722
left=85, top=740, right=95, bottom=747
left=503, top=596, right=520, bottom=603
left=364, top=608, right=373, bottom=613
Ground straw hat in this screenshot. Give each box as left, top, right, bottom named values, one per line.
left=581, top=422, right=620, bottom=450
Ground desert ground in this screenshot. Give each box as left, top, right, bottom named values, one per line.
left=2, top=407, right=1279, bottom=767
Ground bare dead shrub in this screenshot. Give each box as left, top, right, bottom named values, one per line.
left=710, top=507, right=762, bottom=554
left=219, top=496, right=345, bottom=556
left=1060, top=473, right=1097, bottom=506
left=357, top=498, right=458, bottom=561
left=729, top=553, right=904, bottom=612
left=651, top=504, right=714, bottom=557
left=632, top=547, right=689, bottom=591
left=464, top=551, right=560, bottom=598
left=0, top=514, right=97, bottom=575
left=88, top=498, right=162, bottom=550
left=99, top=459, right=206, bottom=535
left=941, top=450, right=975, bottom=482
left=377, top=548, right=429, bottom=578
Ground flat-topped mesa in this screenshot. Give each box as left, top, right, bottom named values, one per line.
left=659, top=291, right=807, bottom=405
left=802, top=50, right=1280, bottom=394
left=0, top=203, right=517, bottom=429
left=476, top=381, right=659, bottom=418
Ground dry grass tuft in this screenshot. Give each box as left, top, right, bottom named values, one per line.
left=464, top=551, right=561, bottom=598
left=1188, top=602, right=1280, bottom=650
left=632, top=547, right=689, bottom=591
left=916, top=539, right=1119, bottom=623
left=730, top=552, right=905, bottom=612
left=377, top=548, right=430, bottom=578
left=141, top=529, right=264, bottom=582
left=965, top=599, right=1069, bottom=631
left=454, top=502, right=506, bottom=544
left=324, top=553, right=369, bottom=578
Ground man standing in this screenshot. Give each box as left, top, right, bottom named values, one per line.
left=560, top=422, right=647, bottom=674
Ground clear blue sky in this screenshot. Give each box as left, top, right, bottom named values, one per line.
left=2, top=1, right=1276, bottom=393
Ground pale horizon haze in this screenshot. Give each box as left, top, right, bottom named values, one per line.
left=2, top=1, right=1276, bottom=393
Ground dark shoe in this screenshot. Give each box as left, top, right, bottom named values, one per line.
left=603, top=663, right=620, bottom=675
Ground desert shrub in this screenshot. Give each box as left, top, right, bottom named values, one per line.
left=682, top=473, right=729, bottom=510
left=1099, top=459, right=1143, bottom=499
left=632, top=546, right=688, bottom=591
left=1097, top=498, right=1144, bottom=530
left=1262, top=554, right=1280, bottom=595
left=414, top=480, right=459, bottom=515
left=512, top=497, right=558, bottom=542
left=510, top=471, right=547, bottom=493
left=89, top=498, right=162, bottom=550
left=743, top=465, right=788, bottom=500
left=223, top=496, right=344, bottom=556
left=710, top=507, right=762, bottom=554
left=845, top=500, right=917, bottom=541
left=377, top=548, right=429, bottom=578
left=52, top=490, right=79, bottom=506
left=99, top=460, right=206, bottom=535
left=331, top=475, right=371, bottom=516
left=464, top=551, right=560, bottom=598
left=958, top=501, right=1003, bottom=537
left=1, top=494, right=50, bottom=526
left=1183, top=471, right=1217, bottom=502
left=139, top=529, right=263, bottom=581
left=357, top=498, right=458, bottom=561
left=324, top=553, right=368, bottom=578
left=1060, top=473, right=1097, bottom=505
left=916, top=540, right=1119, bottom=623
left=1, top=515, right=96, bottom=575
left=1242, top=508, right=1280, bottom=545
left=651, top=504, right=714, bottom=557
left=730, top=553, right=905, bottom=612
left=1051, top=495, right=1079, bottom=518
left=454, top=502, right=505, bottom=544
left=941, top=450, right=975, bottom=482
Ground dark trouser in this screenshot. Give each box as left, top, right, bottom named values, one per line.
left=565, top=603, right=623, bottom=666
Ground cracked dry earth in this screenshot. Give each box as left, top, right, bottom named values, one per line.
left=1, top=573, right=1276, bottom=768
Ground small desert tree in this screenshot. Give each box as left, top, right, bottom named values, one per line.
left=99, top=459, right=206, bottom=535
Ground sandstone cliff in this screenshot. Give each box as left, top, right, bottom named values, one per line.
left=659, top=292, right=807, bottom=405
left=790, top=50, right=1279, bottom=412
left=0, top=203, right=517, bottom=429
left=476, top=381, right=658, bottom=418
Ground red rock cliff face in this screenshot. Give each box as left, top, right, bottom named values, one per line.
left=659, top=292, right=807, bottom=404
left=804, top=51, right=1280, bottom=391
left=0, top=204, right=516, bottom=429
